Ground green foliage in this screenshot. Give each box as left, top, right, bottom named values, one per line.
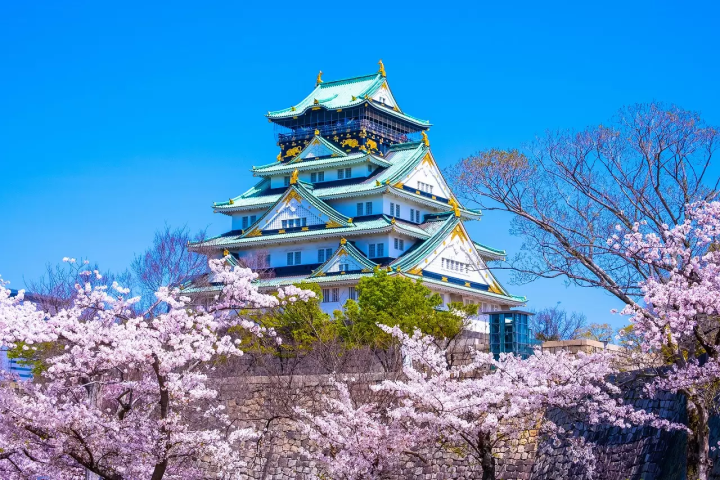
left=248, top=283, right=340, bottom=359
left=6, top=341, right=57, bottom=376
left=338, top=269, right=474, bottom=350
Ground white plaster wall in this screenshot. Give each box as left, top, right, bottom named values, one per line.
left=402, top=160, right=453, bottom=199
left=328, top=195, right=382, bottom=218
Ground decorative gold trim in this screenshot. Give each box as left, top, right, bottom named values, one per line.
left=375, top=180, right=381, bottom=186
left=316, top=71, right=323, bottom=85
left=285, top=146, right=301, bottom=158
left=378, top=59, right=386, bottom=77
left=302, top=226, right=309, bottom=231
left=451, top=224, right=468, bottom=242
left=432, top=195, right=437, bottom=200
left=246, top=228, right=262, bottom=237
left=408, top=266, right=423, bottom=275
left=347, top=218, right=353, bottom=224
left=336, top=109, right=342, bottom=112
left=448, top=198, right=461, bottom=217
left=278, top=229, right=286, bottom=234
left=394, top=181, right=404, bottom=188
left=315, top=271, right=326, bottom=277
left=313, top=98, right=319, bottom=105
left=290, top=169, right=299, bottom=185
left=391, top=217, right=396, bottom=224
left=326, top=220, right=343, bottom=228
left=340, top=138, right=359, bottom=148
left=421, top=131, right=430, bottom=147
left=351, top=95, right=357, bottom=101
left=276, top=153, right=282, bottom=162
left=465, top=282, right=471, bottom=287
left=223, top=249, right=229, bottom=256
left=441, top=276, right=448, bottom=282
left=284, top=189, right=303, bottom=205
left=312, top=107, right=321, bottom=111
left=341, top=271, right=346, bottom=275
left=361, top=267, right=372, bottom=273
left=228, top=198, right=234, bottom=205
left=340, top=238, right=347, bottom=245
left=415, top=190, right=421, bottom=195
left=314, top=129, right=320, bottom=136
left=291, top=106, right=296, bottom=111
left=422, top=153, right=433, bottom=166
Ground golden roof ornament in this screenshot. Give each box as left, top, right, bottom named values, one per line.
left=228, top=198, right=235, bottom=205
left=378, top=59, right=386, bottom=77
left=290, top=169, right=299, bottom=185
left=448, top=197, right=461, bottom=217
left=316, top=70, right=323, bottom=85
left=421, top=131, right=430, bottom=147
left=315, top=129, right=320, bottom=135
left=313, top=98, right=319, bottom=105
left=276, top=153, right=282, bottom=162
left=340, top=238, right=347, bottom=245
left=223, top=249, right=229, bottom=257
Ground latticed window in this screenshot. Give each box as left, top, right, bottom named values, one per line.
left=348, top=286, right=358, bottom=301
left=366, top=202, right=373, bottom=215
left=287, top=251, right=302, bottom=266
left=357, top=203, right=364, bottom=216
left=284, top=176, right=291, bottom=187
left=339, top=263, right=348, bottom=272
left=394, top=238, right=405, bottom=251
left=338, top=167, right=352, bottom=180
left=318, top=248, right=333, bottom=263
left=311, top=171, right=325, bottom=183
left=418, top=181, right=433, bottom=194
left=322, top=288, right=339, bottom=303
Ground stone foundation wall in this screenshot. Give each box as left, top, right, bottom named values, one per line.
left=216, top=372, right=693, bottom=480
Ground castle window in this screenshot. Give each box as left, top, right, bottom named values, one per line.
left=318, top=248, right=333, bottom=263
left=242, top=216, right=249, bottom=229
left=287, top=251, right=302, bottom=266
left=322, top=288, right=339, bottom=303
left=338, top=167, right=352, bottom=180
left=410, top=209, right=421, bottom=223
left=442, top=258, right=470, bottom=274
left=389, top=202, right=400, bottom=217
left=339, top=263, right=348, bottom=272
left=366, top=202, right=373, bottom=215
left=348, top=286, right=358, bottom=301
left=284, top=176, right=291, bottom=187
left=311, top=171, right=325, bottom=183
left=367, top=164, right=374, bottom=173
left=418, top=181, right=433, bottom=194
left=356, top=203, right=364, bottom=216
left=369, top=243, right=384, bottom=258
left=250, top=215, right=256, bottom=224
left=394, top=238, right=405, bottom=251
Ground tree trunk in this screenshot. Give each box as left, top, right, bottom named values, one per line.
left=478, top=433, right=496, bottom=480
left=687, top=398, right=711, bottom=480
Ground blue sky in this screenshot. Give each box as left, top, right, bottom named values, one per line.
left=1, top=1, right=718, bottom=330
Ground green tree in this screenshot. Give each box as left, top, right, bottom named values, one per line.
left=247, top=283, right=343, bottom=373
left=338, top=269, right=476, bottom=370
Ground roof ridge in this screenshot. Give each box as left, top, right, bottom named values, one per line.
left=318, top=73, right=380, bottom=86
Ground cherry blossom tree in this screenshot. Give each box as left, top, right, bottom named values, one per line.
left=298, top=326, right=679, bottom=480
left=0, top=258, right=314, bottom=479
left=617, top=201, right=720, bottom=480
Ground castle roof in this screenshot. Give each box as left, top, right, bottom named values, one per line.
left=266, top=73, right=431, bottom=128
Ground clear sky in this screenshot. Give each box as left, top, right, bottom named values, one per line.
left=1, top=1, right=718, bottom=330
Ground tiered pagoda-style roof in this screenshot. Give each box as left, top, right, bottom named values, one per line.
left=189, top=63, right=526, bottom=309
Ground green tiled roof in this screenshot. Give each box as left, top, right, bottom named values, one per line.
left=402, top=273, right=526, bottom=305
left=182, top=272, right=372, bottom=294
left=215, top=143, right=428, bottom=212
left=291, top=134, right=347, bottom=161
left=191, top=214, right=433, bottom=251
left=252, top=151, right=391, bottom=176
left=311, top=239, right=377, bottom=277
left=391, top=215, right=459, bottom=271
left=266, top=73, right=430, bottom=127
left=236, top=182, right=352, bottom=239
left=473, top=241, right=506, bottom=260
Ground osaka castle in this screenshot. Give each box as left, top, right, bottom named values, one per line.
left=190, top=61, right=526, bottom=329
